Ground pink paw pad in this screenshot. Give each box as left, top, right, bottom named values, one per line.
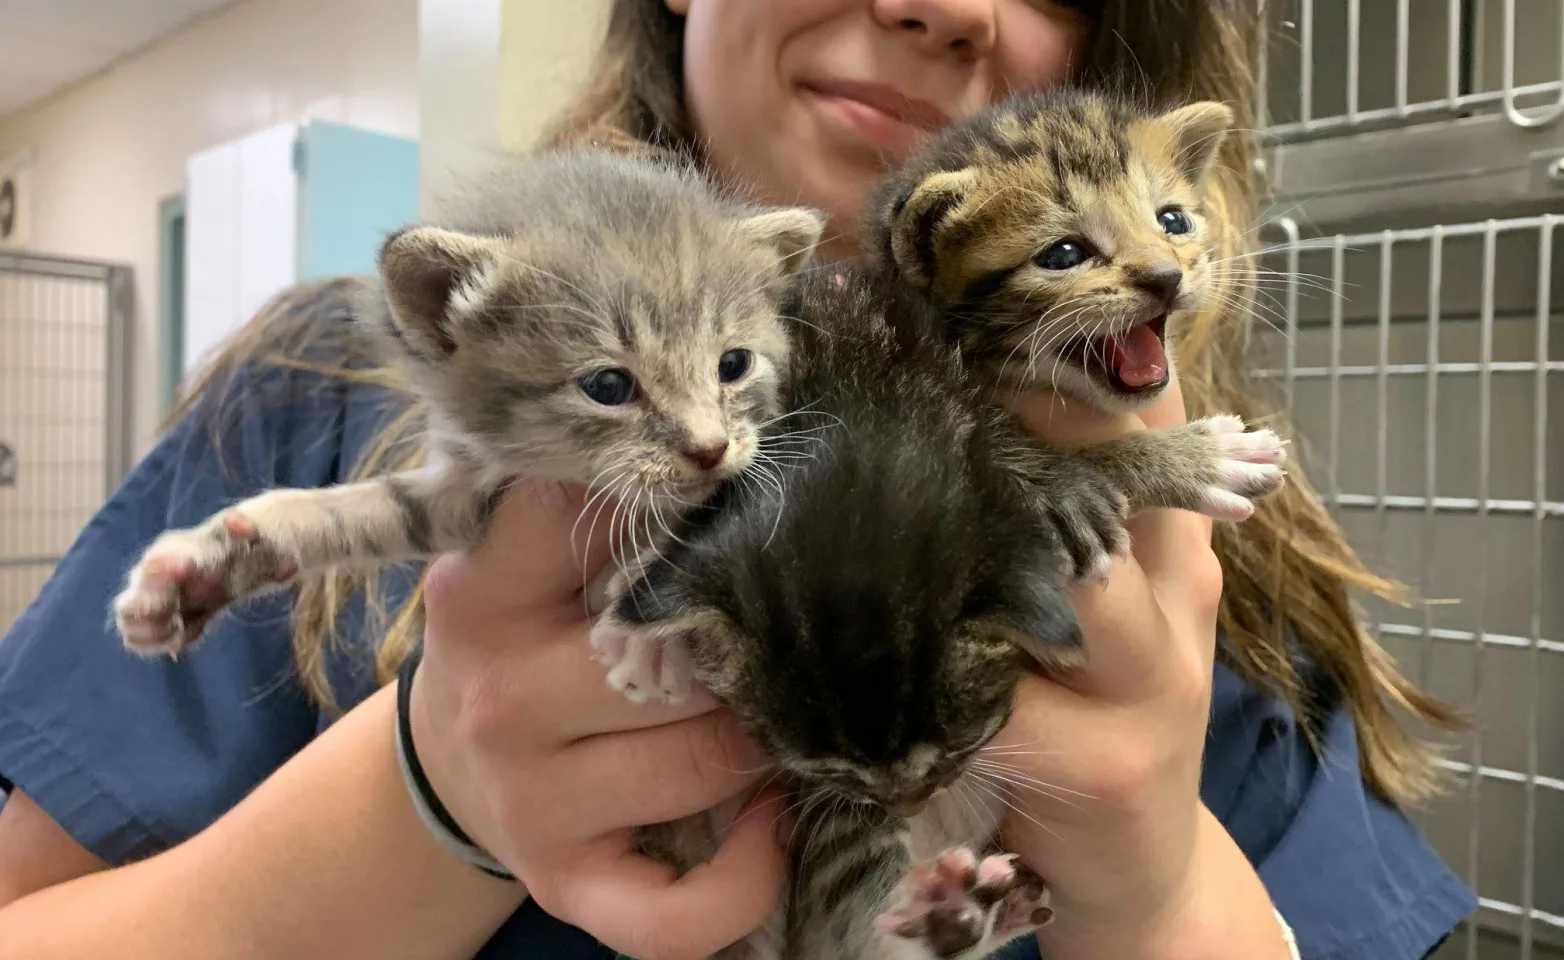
left=112, top=519, right=298, bottom=658
left=877, top=849, right=1053, bottom=958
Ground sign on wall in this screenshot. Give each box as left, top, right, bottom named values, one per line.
left=0, top=149, right=33, bottom=251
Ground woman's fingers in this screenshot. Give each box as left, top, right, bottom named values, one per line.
left=1124, top=508, right=1221, bottom=623
left=547, top=712, right=772, bottom=842
left=1060, top=566, right=1176, bottom=702
left=426, top=480, right=617, bottom=623
left=1004, top=383, right=1222, bottom=698
left=463, top=623, right=721, bottom=743
left=529, top=786, right=791, bottom=960
left=1113, top=382, right=1219, bottom=596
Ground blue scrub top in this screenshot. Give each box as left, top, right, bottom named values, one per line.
left=0, top=353, right=1475, bottom=959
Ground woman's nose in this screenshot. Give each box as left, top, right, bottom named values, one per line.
left=870, top=0, right=997, bottom=57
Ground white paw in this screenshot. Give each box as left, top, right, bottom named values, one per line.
left=113, top=530, right=211, bottom=656
left=589, top=619, right=693, bottom=706
left=1192, top=415, right=1288, bottom=523
left=112, top=511, right=295, bottom=657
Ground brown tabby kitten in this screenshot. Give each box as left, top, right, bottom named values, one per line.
left=594, top=268, right=1287, bottom=960
left=112, top=149, right=824, bottom=658
left=866, top=87, right=1235, bottom=417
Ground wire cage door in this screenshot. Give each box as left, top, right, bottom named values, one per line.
left=0, top=252, right=134, bottom=637
left=1255, top=1, right=1564, bottom=957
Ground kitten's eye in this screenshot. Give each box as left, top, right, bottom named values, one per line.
left=577, top=367, right=638, bottom=406
left=1035, top=239, right=1090, bottom=271
left=1158, top=208, right=1194, bottom=236
left=718, top=348, right=753, bottom=384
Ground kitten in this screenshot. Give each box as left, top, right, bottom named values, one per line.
left=865, top=87, right=1236, bottom=415
left=112, top=148, right=825, bottom=657
left=595, top=268, right=1287, bottom=960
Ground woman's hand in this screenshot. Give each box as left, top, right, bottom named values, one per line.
left=993, top=383, right=1289, bottom=959
left=407, top=482, right=789, bottom=960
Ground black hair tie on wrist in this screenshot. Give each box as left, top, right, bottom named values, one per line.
left=395, top=645, right=518, bottom=882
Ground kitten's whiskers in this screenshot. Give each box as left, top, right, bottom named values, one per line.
left=964, top=775, right=1064, bottom=843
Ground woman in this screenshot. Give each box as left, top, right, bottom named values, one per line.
left=0, top=2, right=1474, bottom=958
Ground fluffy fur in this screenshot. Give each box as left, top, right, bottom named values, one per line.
left=866, top=87, right=1235, bottom=413
left=595, top=269, right=1287, bottom=960
left=112, top=148, right=825, bottom=655
left=112, top=122, right=1284, bottom=960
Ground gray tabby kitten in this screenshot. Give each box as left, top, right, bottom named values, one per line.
left=112, top=149, right=824, bottom=659
left=594, top=268, right=1286, bottom=960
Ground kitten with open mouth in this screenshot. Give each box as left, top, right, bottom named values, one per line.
left=1058, top=311, right=1172, bottom=398
left=867, top=86, right=1236, bottom=413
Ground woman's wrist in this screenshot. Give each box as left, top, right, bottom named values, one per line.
left=395, top=646, right=518, bottom=881
left=1038, top=806, right=1292, bottom=960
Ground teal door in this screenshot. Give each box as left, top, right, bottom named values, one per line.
left=295, top=121, right=420, bottom=280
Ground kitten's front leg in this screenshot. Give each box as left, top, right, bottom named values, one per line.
left=1072, top=414, right=1287, bottom=522
left=114, top=466, right=493, bottom=657
left=877, top=848, right=1053, bottom=960
left=586, top=534, right=697, bottom=706
left=998, top=413, right=1286, bottom=584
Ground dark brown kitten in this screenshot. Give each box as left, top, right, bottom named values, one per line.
left=595, top=268, right=1286, bottom=960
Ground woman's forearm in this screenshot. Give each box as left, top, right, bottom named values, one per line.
left=0, top=684, right=526, bottom=960
left=1039, top=807, right=1292, bottom=960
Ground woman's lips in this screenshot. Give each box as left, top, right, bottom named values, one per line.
left=802, top=79, right=950, bottom=155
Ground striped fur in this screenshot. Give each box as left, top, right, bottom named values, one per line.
left=112, top=148, right=825, bottom=657
left=594, top=269, right=1286, bottom=960
left=865, top=87, right=1234, bottom=413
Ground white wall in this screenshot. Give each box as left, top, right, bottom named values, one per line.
left=418, top=0, right=608, bottom=215
left=0, top=0, right=421, bottom=455
left=182, top=122, right=302, bottom=381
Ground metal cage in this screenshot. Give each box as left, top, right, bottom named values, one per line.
left=1255, top=2, right=1564, bottom=957
left=0, top=252, right=134, bottom=637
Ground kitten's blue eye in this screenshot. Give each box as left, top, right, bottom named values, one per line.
left=577, top=368, right=637, bottom=406
left=718, top=348, right=753, bottom=383
left=1158, top=208, right=1193, bottom=235
left=1035, top=239, right=1089, bottom=271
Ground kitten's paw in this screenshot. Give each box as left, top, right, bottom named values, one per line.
left=876, top=849, right=1053, bottom=959
left=1189, top=415, right=1288, bottom=522
left=589, top=620, right=694, bottom=706
left=1048, top=487, right=1131, bottom=585
left=112, top=511, right=297, bottom=657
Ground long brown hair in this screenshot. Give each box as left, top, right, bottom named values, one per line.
left=191, top=0, right=1460, bottom=807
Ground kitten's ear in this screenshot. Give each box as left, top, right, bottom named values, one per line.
left=888, top=167, right=980, bottom=293
left=377, top=225, right=504, bottom=358
left=1155, top=101, right=1235, bottom=186
left=736, top=207, right=827, bottom=278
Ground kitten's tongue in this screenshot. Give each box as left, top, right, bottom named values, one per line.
left=1102, top=323, right=1168, bottom=388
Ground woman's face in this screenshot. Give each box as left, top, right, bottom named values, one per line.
left=668, top=0, right=1093, bottom=259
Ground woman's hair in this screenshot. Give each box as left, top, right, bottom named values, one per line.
left=184, top=0, right=1460, bottom=807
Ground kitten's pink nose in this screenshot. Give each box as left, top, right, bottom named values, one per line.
left=1128, top=262, right=1183, bottom=305
left=683, top=441, right=729, bottom=472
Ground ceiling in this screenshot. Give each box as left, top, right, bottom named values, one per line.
left=0, top=0, right=238, bottom=120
